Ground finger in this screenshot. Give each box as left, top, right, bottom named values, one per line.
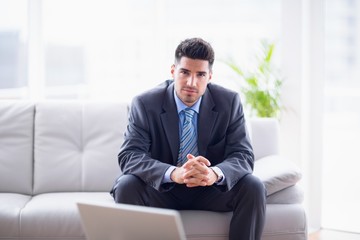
left=183, top=154, right=197, bottom=167
left=188, top=161, right=210, bottom=174
left=185, top=155, right=211, bottom=168
left=188, top=179, right=208, bottom=187
left=183, top=170, right=210, bottom=182
left=182, top=157, right=198, bottom=170
left=195, top=156, right=211, bottom=167
left=182, top=167, right=204, bottom=179
left=191, top=173, right=210, bottom=182
left=184, top=176, right=207, bottom=187
left=187, top=154, right=211, bottom=166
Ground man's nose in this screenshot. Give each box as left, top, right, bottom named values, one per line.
left=187, top=76, right=197, bottom=86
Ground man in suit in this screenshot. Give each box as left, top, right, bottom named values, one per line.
left=111, top=38, right=266, bottom=240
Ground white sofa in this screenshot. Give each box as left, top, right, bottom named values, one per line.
left=0, top=101, right=307, bottom=240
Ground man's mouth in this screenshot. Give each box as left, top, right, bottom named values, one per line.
left=182, top=87, right=198, bottom=93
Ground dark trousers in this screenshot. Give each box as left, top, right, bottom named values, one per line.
left=111, top=174, right=266, bottom=240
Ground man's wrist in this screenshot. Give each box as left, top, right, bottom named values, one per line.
left=210, top=167, right=224, bottom=183
left=163, top=166, right=177, bottom=183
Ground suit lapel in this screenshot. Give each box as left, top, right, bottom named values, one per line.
left=198, top=88, right=218, bottom=156
left=160, top=83, right=180, bottom=164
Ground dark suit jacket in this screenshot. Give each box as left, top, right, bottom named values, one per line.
left=118, top=80, right=254, bottom=192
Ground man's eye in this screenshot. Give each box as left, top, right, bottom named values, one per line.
left=198, top=73, right=206, bottom=77
left=180, top=71, right=189, bottom=75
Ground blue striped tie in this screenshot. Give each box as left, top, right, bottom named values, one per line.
left=178, top=108, right=198, bottom=166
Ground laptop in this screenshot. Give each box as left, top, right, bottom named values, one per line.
left=77, top=201, right=187, bottom=240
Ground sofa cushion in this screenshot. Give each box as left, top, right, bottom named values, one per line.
left=20, top=192, right=113, bottom=239
left=0, top=101, right=34, bottom=195
left=0, top=193, right=31, bottom=238
left=17, top=195, right=307, bottom=240
left=180, top=204, right=307, bottom=240
left=253, top=155, right=302, bottom=196
left=33, top=101, right=127, bottom=194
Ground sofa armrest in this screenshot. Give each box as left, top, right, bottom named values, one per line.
left=253, top=155, right=302, bottom=196
left=266, top=185, right=304, bottom=204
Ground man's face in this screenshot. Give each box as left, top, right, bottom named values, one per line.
left=171, top=57, right=212, bottom=107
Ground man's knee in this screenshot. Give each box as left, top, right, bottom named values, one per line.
left=237, top=174, right=266, bottom=201
left=111, top=174, right=146, bottom=204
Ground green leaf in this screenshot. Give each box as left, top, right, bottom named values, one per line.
left=223, top=39, right=283, bottom=119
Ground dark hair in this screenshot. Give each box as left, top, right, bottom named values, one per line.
left=175, top=38, right=215, bottom=70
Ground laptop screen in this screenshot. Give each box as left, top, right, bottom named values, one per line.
left=77, top=202, right=186, bottom=240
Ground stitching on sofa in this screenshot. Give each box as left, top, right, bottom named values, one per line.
left=19, top=195, right=34, bottom=239
left=16, top=237, right=85, bottom=239
left=31, top=103, right=36, bottom=196
left=262, top=229, right=307, bottom=236
left=186, top=233, right=228, bottom=238
left=80, top=103, right=85, bottom=192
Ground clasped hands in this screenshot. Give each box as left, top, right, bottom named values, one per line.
left=170, top=154, right=218, bottom=187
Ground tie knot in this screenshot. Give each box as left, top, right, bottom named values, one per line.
left=184, top=108, right=196, bottom=120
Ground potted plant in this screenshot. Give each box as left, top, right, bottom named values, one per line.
left=224, top=40, right=283, bottom=119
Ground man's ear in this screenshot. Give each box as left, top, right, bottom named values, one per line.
left=208, top=70, right=213, bottom=82
left=170, top=64, right=176, bottom=78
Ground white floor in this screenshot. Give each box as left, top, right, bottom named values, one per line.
left=310, top=229, right=360, bottom=240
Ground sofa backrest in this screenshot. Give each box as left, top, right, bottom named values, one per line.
left=0, top=101, right=34, bottom=195
left=33, top=101, right=128, bottom=194
left=0, top=101, right=280, bottom=195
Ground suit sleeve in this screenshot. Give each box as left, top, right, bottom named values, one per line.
left=215, top=93, right=254, bottom=192
left=118, top=97, right=171, bottom=192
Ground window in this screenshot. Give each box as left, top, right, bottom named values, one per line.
left=0, top=0, right=28, bottom=96
left=0, top=0, right=282, bottom=101
left=322, top=0, right=360, bottom=233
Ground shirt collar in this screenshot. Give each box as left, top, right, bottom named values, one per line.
left=173, top=89, right=202, bottom=114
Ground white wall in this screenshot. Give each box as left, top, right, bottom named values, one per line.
left=281, top=0, right=324, bottom=232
